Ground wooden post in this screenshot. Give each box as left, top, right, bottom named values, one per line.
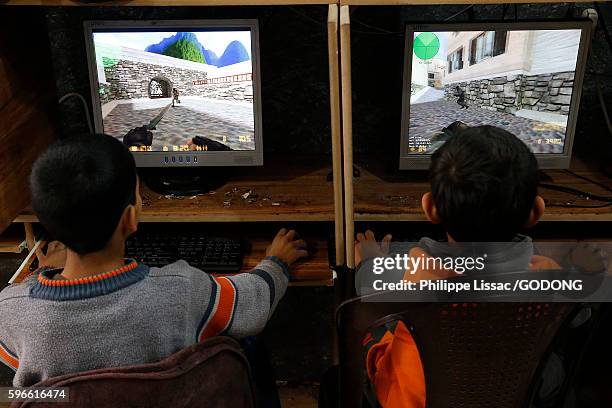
left=328, top=4, right=345, bottom=267
left=24, top=222, right=35, bottom=251
left=328, top=3, right=342, bottom=366
left=340, top=5, right=355, bottom=269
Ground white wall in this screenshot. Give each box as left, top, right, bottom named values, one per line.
left=207, top=61, right=253, bottom=79
left=527, top=30, right=581, bottom=75
left=95, top=42, right=253, bottom=80
left=444, top=31, right=531, bottom=84
left=411, top=54, right=429, bottom=87
left=95, top=42, right=214, bottom=73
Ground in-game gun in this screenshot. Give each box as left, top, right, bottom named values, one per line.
left=426, top=120, right=470, bottom=154
left=122, top=103, right=172, bottom=148
left=122, top=103, right=233, bottom=151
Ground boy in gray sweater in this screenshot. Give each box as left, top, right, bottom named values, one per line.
left=0, top=134, right=307, bottom=387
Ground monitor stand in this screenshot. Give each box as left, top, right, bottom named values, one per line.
left=141, top=168, right=230, bottom=196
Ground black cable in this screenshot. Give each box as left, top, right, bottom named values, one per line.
left=351, top=18, right=402, bottom=35
left=545, top=202, right=612, bottom=209
left=586, top=5, right=612, bottom=143
left=594, top=3, right=612, bottom=52
left=564, top=3, right=575, bottom=19
left=351, top=29, right=404, bottom=37
left=562, top=169, right=612, bottom=195
left=539, top=183, right=612, bottom=203
left=352, top=3, right=483, bottom=35
left=58, top=93, right=93, bottom=134
left=501, top=4, right=511, bottom=20
left=594, top=75, right=612, bottom=138
left=514, top=4, right=518, bottom=21
left=287, top=6, right=326, bottom=27
left=444, top=5, right=475, bottom=22
left=348, top=7, right=403, bottom=36
left=585, top=71, right=612, bottom=79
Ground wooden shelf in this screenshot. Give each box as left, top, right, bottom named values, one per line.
left=2, top=0, right=335, bottom=5
left=8, top=223, right=334, bottom=286
left=200, top=215, right=334, bottom=285
left=340, top=0, right=602, bottom=5
left=353, top=157, right=612, bottom=222
left=15, top=155, right=336, bottom=223
left=8, top=238, right=334, bottom=286
left=240, top=235, right=333, bottom=285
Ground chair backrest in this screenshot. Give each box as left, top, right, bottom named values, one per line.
left=336, top=293, right=577, bottom=408
left=11, top=336, right=256, bottom=408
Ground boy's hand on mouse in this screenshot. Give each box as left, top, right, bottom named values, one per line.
left=355, top=230, right=392, bottom=267
left=266, top=228, right=308, bottom=267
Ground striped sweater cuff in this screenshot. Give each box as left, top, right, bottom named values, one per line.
left=263, top=256, right=290, bottom=279
left=0, top=341, right=18, bottom=371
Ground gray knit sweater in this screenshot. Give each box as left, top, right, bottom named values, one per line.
left=0, top=257, right=289, bottom=386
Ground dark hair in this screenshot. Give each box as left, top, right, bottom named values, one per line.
left=429, top=125, right=539, bottom=242
left=30, top=134, right=137, bottom=255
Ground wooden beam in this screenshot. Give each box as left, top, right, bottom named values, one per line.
left=2, top=0, right=335, bottom=5
left=340, top=5, right=355, bottom=269
left=341, top=0, right=604, bottom=5
left=328, top=4, right=345, bottom=267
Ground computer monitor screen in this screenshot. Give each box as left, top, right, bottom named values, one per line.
left=400, top=21, right=591, bottom=169
left=85, top=20, right=263, bottom=166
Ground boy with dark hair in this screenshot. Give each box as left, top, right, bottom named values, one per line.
left=354, top=125, right=549, bottom=408
left=425, top=124, right=543, bottom=242
left=0, top=134, right=306, bottom=387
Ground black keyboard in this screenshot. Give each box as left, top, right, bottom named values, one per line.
left=125, top=234, right=245, bottom=273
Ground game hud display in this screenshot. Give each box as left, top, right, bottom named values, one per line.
left=405, top=28, right=583, bottom=155
left=92, top=29, right=256, bottom=152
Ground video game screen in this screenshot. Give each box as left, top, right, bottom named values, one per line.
left=405, top=28, right=583, bottom=155
left=91, top=28, right=256, bottom=152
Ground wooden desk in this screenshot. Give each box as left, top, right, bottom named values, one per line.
left=7, top=223, right=334, bottom=286
left=353, top=157, right=612, bottom=222
left=12, top=158, right=337, bottom=285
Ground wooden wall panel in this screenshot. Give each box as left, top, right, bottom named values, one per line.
left=0, top=9, right=57, bottom=233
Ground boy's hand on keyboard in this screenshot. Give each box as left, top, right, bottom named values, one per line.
left=355, top=230, right=392, bottom=267
left=266, top=229, right=308, bottom=267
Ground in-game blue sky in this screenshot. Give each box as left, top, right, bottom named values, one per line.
left=94, top=31, right=251, bottom=58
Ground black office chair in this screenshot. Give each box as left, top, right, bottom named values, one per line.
left=335, top=293, right=580, bottom=408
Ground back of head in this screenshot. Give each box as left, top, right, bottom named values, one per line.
left=429, top=125, right=539, bottom=242
left=30, top=134, right=137, bottom=255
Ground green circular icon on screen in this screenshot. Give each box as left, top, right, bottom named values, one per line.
left=413, top=32, right=440, bottom=60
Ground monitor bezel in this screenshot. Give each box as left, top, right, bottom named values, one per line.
left=399, top=20, right=592, bottom=170
left=84, top=19, right=264, bottom=167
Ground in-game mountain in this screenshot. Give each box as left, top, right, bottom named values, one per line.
left=145, top=32, right=250, bottom=67
left=216, top=40, right=250, bottom=68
